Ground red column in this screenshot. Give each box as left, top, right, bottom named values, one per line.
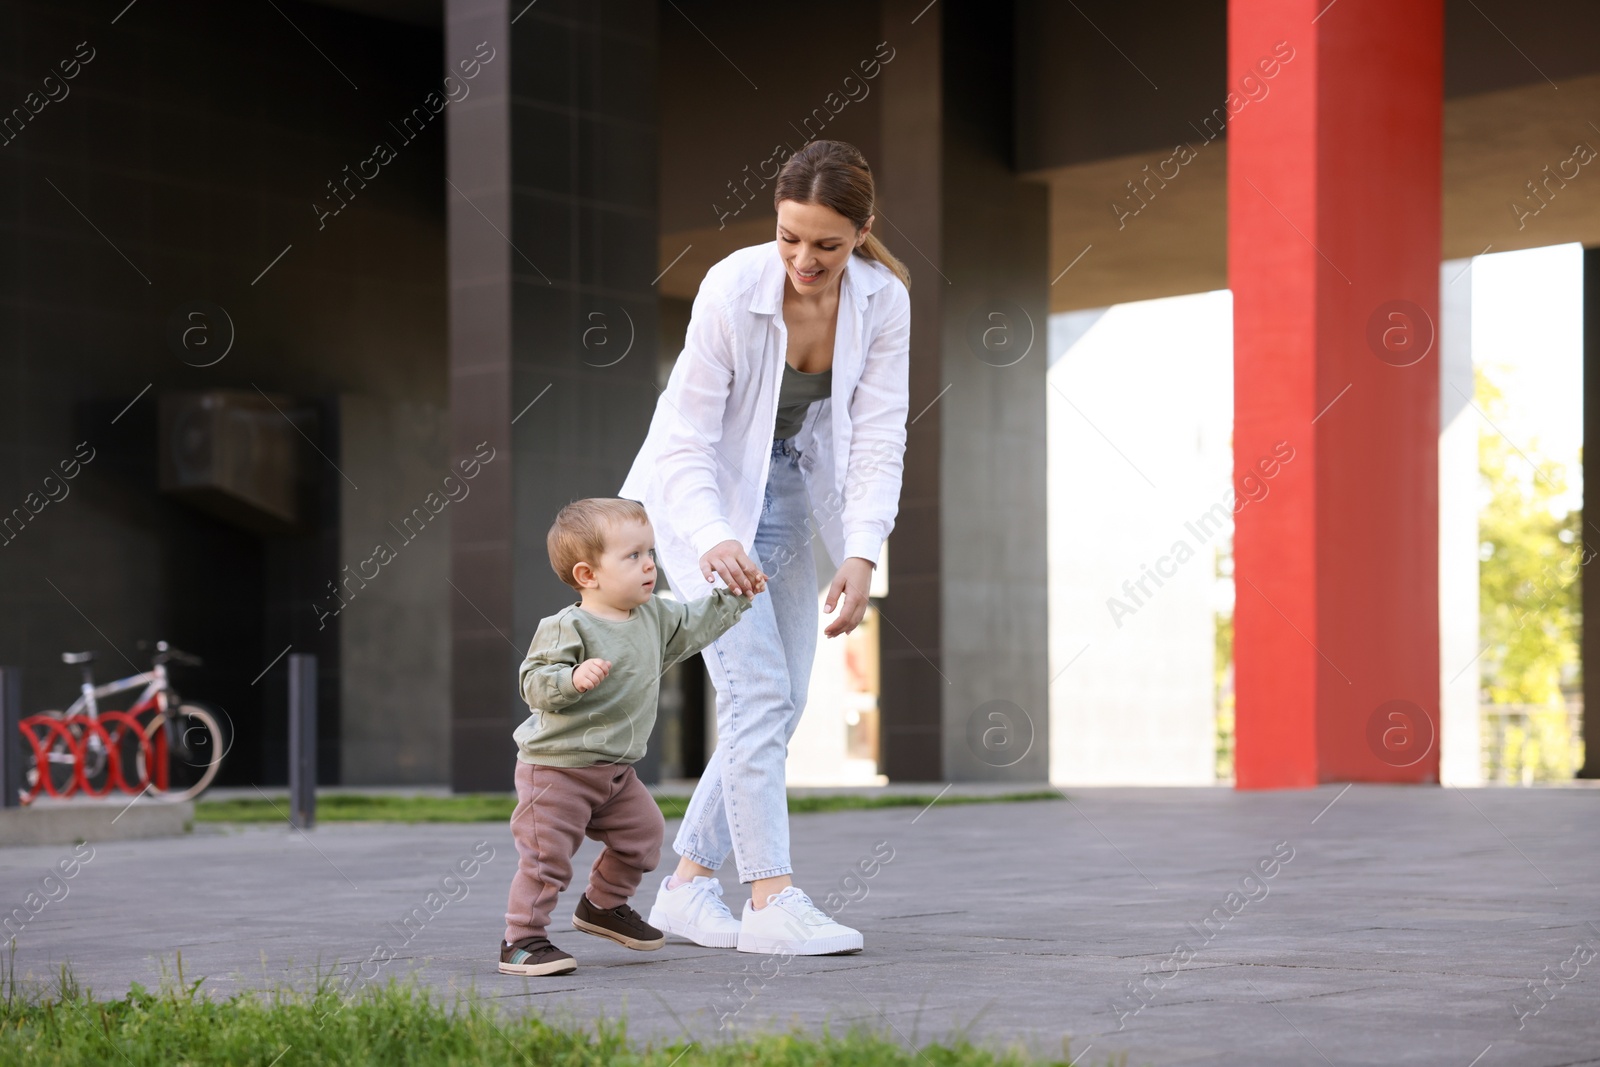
left=1230, top=0, right=1442, bottom=788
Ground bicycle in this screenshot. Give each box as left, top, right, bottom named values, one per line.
left=19, top=641, right=226, bottom=804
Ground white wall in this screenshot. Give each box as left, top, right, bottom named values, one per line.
left=1046, top=293, right=1233, bottom=785
left=785, top=530, right=884, bottom=784
left=1439, top=258, right=1482, bottom=785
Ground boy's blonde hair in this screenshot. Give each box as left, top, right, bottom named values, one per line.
left=548, top=497, right=650, bottom=591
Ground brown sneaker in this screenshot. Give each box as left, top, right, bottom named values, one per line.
left=498, top=935, right=577, bottom=976
left=572, top=894, right=666, bottom=950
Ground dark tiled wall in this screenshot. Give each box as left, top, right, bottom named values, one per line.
left=939, top=0, right=1049, bottom=782
left=447, top=0, right=662, bottom=790
left=0, top=0, right=448, bottom=786
left=654, top=0, right=885, bottom=237
left=877, top=0, right=1050, bottom=781
left=1583, top=248, right=1599, bottom=779
left=876, top=0, right=945, bottom=780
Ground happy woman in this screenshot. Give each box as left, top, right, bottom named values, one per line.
left=618, top=139, right=911, bottom=955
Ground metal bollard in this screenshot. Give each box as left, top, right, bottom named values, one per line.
left=0, top=667, right=21, bottom=809
left=288, top=653, right=317, bottom=829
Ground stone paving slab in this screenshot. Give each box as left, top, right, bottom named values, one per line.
left=2, top=785, right=1597, bottom=1066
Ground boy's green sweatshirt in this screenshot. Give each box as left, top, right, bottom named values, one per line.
left=514, top=588, right=753, bottom=767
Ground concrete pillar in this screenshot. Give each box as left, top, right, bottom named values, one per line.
left=446, top=0, right=660, bottom=790
left=877, top=0, right=1049, bottom=781
left=1229, top=0, right=1443, bottom=787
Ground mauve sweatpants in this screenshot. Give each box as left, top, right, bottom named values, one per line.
left=502, top=760, right=666, bottom=943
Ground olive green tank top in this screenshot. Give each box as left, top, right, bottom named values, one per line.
left=772, top=361, right=832, bottom=439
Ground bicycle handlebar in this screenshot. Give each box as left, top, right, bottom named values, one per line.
left=154, top=641, right=203, bottom=668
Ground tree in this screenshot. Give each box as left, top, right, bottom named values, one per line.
left=1476, top=365, right=1584, bottom=782
left=1476, top=365, right=1581, bottom=707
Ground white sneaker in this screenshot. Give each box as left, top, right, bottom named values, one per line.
left=737, top=885, right=863, bottom=956
left=647, top=875, right=742, bottom=948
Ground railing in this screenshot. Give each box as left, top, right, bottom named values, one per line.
left=1213, top=702, right=1586, bottom=785
left=1480, top=701, right=1585, bottom=785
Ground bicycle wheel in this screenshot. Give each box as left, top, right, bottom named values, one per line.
left=143, top=703, right=225, bottom=801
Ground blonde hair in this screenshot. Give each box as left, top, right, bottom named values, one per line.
left=548, top=497, right=650, bottom=591
left=774, top=139, right=911, bottom=291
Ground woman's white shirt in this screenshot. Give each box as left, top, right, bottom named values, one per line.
left=618, top=241, right=911, bottom=600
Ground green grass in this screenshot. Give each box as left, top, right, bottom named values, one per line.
left=194, top=790, right=1064, bottom=825
left=0, top=963, right=1091, bottom=1066
left=781, top=791, right=1062, bottom=815
left=196, top=793, right=519, bottom=825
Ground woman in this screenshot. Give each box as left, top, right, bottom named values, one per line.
left=618, top=139, right=911, bottom=956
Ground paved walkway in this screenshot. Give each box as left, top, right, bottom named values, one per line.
left=4, top=785, right=1597, bottom=1066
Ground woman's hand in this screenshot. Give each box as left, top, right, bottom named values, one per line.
left=823, top=557, right=875, bottom=638
left=700, top=539, right=768, bottom=596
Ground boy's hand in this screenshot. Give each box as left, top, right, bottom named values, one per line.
left=748, top=574, right=767, bottom=595
left=572, top=658, right=612, bottom=693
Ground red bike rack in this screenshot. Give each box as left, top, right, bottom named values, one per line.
left=18, top=715, right=77, bottom=801
left=17, top=711, right=158, bottom=803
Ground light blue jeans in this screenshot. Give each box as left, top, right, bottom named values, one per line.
left=674, top=437, right=818, bottom=882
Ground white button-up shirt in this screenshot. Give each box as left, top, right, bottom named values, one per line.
left=619, top=240, right=911, bottom=601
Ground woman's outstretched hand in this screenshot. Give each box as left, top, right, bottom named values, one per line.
left=700, top=539, right=768, bottom=596
left=823, top=557, right=875, bottom=638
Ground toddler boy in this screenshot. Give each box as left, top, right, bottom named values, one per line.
left=499, top=497, right=762, bottom=975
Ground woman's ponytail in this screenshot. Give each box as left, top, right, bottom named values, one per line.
left=856, top=229, right=911, bottom=291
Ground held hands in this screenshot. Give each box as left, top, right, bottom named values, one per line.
left=572, top=657, right=611, bottom=693
left=700, top=539, right=769, bottom=597
left=823, top=557, right=874, bottom=638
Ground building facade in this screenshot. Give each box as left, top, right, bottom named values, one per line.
left=2, top=0, right=1596, bottom=790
